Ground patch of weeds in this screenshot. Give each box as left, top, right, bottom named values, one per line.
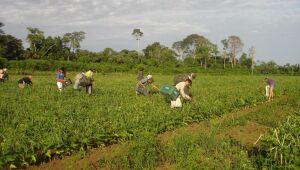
left=250, top=115, right=300, bottom=169
left=98, top=132, right=162, bottom=170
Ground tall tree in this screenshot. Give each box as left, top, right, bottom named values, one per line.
left=239, top=52, right=252, bottom=68
left=173, top=34, right=216, bottom=67
left=221, top=39, right=229, bottom=68
left=249, top=46, right=255, bottom=74
left=63, top=31, right=85, bottom=61
left=143, top=42, right=176, bottom=66
left=181, top=34, right=201, bottom=60
left=131, top=28, right=143, bottom=52
left=172, top=41, right=184, bottom=60
left=0, top=22, right=4, bottom=35
left=227, top=35, right=243, bottom=67
left=26, top=27, right=45, bottom=59
left=0, top=34, right=23, bottom=60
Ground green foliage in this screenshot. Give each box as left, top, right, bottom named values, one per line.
left=99, top=132, right=162, bottom=170
left=0, top=75, right=298, bottom=168
left=239, top=52, right=252, bottom=69
left=131, top=28, right=143, bottom=40
left=0, top=23, right=298, bottom=74
left=256, top=115, right=300, bottom=169
left=0, top=34, right=24, bottom=60
left=163, top=131, right=254, bottom=169
left=0, top=57, right=8, bottom=68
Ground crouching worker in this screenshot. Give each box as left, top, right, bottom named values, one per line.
left=265, top=77, right=276, bottom=102
left=0, top=68, right=8, bottom=82
left=18, top=75, right=33, bottom=88
left=170, top=79, right=192, bottom=108
left=74, top=69, right=94, bottom=94
left=136, top=75, right=159, bottom=95
left=0, top=69, right=4, bottom=82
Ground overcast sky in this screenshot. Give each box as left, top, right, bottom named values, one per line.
left=1, top=0, right=299, bottom=64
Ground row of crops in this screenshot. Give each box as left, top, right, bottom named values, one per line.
left=0, top=74, right=299, bottom=168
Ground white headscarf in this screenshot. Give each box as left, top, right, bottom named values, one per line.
left=147, top=75, right=153, bottom=80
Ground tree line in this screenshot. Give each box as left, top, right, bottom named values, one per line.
left=0, top=22, right=299, bottom=74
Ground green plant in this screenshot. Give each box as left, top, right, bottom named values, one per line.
left=256, top=116, right=300, bottom=169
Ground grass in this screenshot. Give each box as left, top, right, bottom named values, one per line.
left=0, top=73, right=299, bottom=168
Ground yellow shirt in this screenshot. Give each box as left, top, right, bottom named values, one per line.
left=85, top=70, right=93, bottom=78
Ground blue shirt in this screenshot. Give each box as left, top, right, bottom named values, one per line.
left=56, top=72, right=64, bottom=80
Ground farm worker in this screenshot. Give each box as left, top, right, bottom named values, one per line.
left=84, top=68, right=94, bottom=94
left=56, top=67, right=66, bottom=91
left=0, top=68, right=8, bottom=82
left=18, top=75, right=33, bottom=88
left=174, top=73, right=196, bottom=85
left=74, top=68, right=94, bottom=94
left=0, top=69, right=4, bottom=82
left=171, top=78, right=192, bottom=108
left=2, top=68, right=8, bottom=81
left=265, top=77, right=276, bottom=101
left=136, top=75, right=159, bottom=95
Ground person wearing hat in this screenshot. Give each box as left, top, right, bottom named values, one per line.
left=173, top=73, right=196, bottom=86
left=18, top=75, right=33, bottom=88
left=74, top=68, right=94, bottom=94
left=135, top=75, right=159, bottom=95
left=84, top=68, right=94, bottom=94
left=171, top=78, right=192, bottom=108
left=265, top=77, right=276, bottom=102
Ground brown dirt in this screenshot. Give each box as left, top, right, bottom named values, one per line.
left=28, top=144, right=123, bottom=170
left=217, top=121, right=270, bottom=148
left=158, top=100, right=275, bottom=144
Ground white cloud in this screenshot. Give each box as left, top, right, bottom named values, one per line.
left=0, top=0, right=299, bottom=64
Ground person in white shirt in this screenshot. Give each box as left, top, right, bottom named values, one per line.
left=171, top=78, right=192, bottom=108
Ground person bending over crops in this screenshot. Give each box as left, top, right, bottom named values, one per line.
left=0, top=68, right=8, bottom=82
left=18, top=75, right=33, bottom=88
left=0, top=69, right=4, bottom=82
left=2, top=68, right=8, bottom=81
left=136, top=75, right=159, bottom=95
left=74, top=68, right=94, bottom=94
left=171, top=78, right=192, bottom=108
left=173, top=73, right=196, bottom=85
left=265, top=77, right=276, bottom=102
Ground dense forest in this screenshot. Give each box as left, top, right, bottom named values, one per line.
left=0, top=22, right=299, bottom=74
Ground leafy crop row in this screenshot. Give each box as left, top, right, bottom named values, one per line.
left=0, top=74, right=299, bottom=168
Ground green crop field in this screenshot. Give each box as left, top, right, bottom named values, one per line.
left=0, top=74, right=299, bottom=169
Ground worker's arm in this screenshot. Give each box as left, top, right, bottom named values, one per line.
left=151, top=84, right=159, bottom=91
left=138, top=82, right=147, bottom=89
left=180, top=86, right=192, bottom=101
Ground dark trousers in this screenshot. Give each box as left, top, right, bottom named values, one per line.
left=86, top=84, right=92, bottom=94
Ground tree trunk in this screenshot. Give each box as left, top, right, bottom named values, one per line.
left=205, top=58, right=207, bottom=69
left=137, top=39, right=140, bottom=52
left=137, top=39, right=140, bottom=63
